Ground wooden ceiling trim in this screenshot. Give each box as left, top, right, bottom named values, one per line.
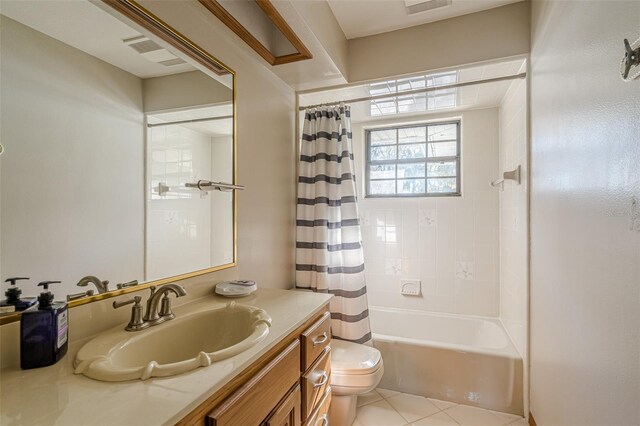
left=198, top=0, right=312, bottom=66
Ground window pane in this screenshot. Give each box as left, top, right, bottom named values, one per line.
left=430, top=72, right=457, bottom=86
left=428, top=124, right=457, bottom=141
left=371, top=145, right=397, bottom=161
left=426, top=72, right=457, bottom=87
left=370, top=129, right=396, bottom=146
left=370, top=180, right=395, bottom=195
left=398, top=179, right=425, bottom=194
left=428, top=94, right=456, bottom=110
left=371, top=98, right=396, bottom=116
left=398, top=163, right=425, bottom=178
left=366, top=121, right=460, bottom=198
left=427, top=161, right=456, bottom=177
left=427, top=178, right=457, bottom=193
left=399, top=143, right=426, bottom=159
left=428, top=141, right=457, bottom=157
left=370, top=164, right=396, bottom=179
left=398, top=126, right=426, bottom=144
left=369, top=81, right=396, bottom=96
left=397, top=95, right=426, bottom=114
left=396, top=77, right=426, bottom=92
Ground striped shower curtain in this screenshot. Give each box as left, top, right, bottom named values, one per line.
left=295, top=105, right=371, bottom=344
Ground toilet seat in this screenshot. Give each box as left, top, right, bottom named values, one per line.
left=331, top=339, right=384, bottom=392
left=329, top=340, right=384, bottom=425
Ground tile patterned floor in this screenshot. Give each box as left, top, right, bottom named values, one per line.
left=353, top=388, right=527, bottom=426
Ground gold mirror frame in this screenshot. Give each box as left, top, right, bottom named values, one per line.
left=0, top=0, right=237, bottom=325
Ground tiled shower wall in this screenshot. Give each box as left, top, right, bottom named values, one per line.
left=353, top=108, right=500, bottom=317
left=498, top=76, right=528, bottom=358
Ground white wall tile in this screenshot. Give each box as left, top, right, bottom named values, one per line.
left=353, top=108, right=500, bottom=317
left=498, top=78, right=528, bottom=358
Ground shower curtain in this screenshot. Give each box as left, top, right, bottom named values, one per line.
left=295, top=105, right=372, bottom=344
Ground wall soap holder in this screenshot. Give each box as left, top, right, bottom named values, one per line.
left=491, top=165, right=521, bottom=189
left=400, top=279, right=421, bottom=296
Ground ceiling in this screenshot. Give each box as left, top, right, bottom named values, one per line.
left=0, top=0, right=194, bottom=78
left=298, top=58, right=526, bottom=123
left=327, top=0, right=524, bottom=39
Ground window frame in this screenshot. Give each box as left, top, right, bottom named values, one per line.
left=364, top=120, right=461, bottom=198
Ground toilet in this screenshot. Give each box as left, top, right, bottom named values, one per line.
left=329, top=339, right=384, bottom=426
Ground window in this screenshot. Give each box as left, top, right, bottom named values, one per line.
left=369, top=72, right=458, bottom=117
left=365, top=121, right=461, bottom=197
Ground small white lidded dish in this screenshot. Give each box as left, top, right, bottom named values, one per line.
left=215, top=280, right=257, bottom=297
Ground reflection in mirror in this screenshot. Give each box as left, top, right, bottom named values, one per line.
left=0, top=0, right=235, bottom=316
left=146, top=105, right=234, bottom=281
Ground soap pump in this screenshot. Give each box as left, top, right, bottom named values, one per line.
left=20, top=281, right=69, bottom=369
left=1, top=277, right=38, bottom=313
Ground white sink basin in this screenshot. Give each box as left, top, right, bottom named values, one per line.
left=74, top=302, right=271, bottom=382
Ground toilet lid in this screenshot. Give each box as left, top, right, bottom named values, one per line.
left=331, top=339, right=382, bottom=375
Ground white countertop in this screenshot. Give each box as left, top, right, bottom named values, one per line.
left=0, top=288, right=332, bottom=425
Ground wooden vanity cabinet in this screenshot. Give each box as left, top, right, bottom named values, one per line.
left=179, top=305, right=332, bottom=426
left=263, top=384, right=302, bottom=426
left=206, top=340, right=301, bottom=426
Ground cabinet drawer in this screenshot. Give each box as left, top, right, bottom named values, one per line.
left=304, top=388, right=331, bottom=426
left=301, top=348, right=331, bottom=422
left=263, top=384, right=301, bottom=426
left=301, top=312, right=331, bottom=370
left=207, top=340, right=301, bottom=426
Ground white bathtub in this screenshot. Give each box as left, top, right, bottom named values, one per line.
left=370, top=306, right=523, bottom=415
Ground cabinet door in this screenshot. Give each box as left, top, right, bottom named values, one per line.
left=301, top=348, right=330, bottom=422
left=207, top=340, right=301, bottom=426
left=264, top=384, right=301, bottom=426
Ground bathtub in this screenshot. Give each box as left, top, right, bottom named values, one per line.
left=370, top=306, right=523, bottom=415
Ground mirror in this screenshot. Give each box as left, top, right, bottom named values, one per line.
left=0, top=0, right=236, bottom=321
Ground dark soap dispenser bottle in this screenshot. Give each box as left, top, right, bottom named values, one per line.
left=1, top=277, right=38, bottom=313
left=20, top=281, right=69, bottom=369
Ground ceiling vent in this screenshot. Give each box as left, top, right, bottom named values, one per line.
left=123, top=36, right=186, bottom=67
left=404, top=0, right=452, bottom=15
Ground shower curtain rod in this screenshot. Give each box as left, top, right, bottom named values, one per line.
left=146, top=115, right=233, bottom=128
left=298, top=72, right=527, bottom=111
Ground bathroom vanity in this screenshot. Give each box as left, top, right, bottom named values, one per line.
left=0, top=289, right=332, bottom=425
left=183, top=307, right=332, bottom=426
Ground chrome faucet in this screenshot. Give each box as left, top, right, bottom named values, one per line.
left=144, top=283, right=187, bottom=325
left=113, top=283, right=187, bottom=332
left=77, top=275, right=110, bottom=294
left=113, top=296, right=149, bottom=331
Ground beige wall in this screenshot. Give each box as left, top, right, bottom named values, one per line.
left=0, top=16, right=145, bottom=295
left=143, top=70, right=232, bottom=113
left=349, top=2, right=530, bottom=82
left=530, top=1, right=640, bottom=424
left=347, top=2, right=530, bottom=83
left=289, top=0, right=349, bottom=80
